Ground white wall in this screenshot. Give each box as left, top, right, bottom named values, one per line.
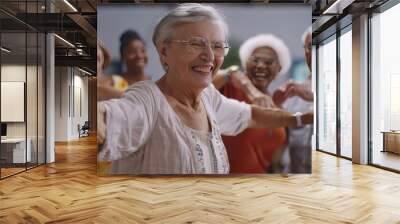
left=54, top=67, right=89, bottom=141
left=55, top=67, right=69, bottom=141
left=1, top=65, right=26, bottom=141
left=1, top=65, right=37, bottom=138
left=71, top=73, right=89, bottom=138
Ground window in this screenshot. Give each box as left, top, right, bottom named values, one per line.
left=370, top=2, right=400, bottom=171
left=339, top=27, right=352, bottom=158
left=317, top=35, right=337, bottom=154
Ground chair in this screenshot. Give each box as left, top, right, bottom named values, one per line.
left=79, top=121, right=90, bottom=138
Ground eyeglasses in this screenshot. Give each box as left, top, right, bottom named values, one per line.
left=167, top=36, right=230, bottom=57
left=249, top=56, right=279, bottom=67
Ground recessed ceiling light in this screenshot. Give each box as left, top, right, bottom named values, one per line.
left=54, top=34, right=75, bottom=48
left=323, top=0, right=354, bottom=15
left=78, top=68, right=92, bottom=76
left=1, top=47, right=11, bottom=53
left=63, top=0, right=78, bottom=12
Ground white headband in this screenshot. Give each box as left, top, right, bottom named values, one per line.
left=239, top=34, right=291, bottom=76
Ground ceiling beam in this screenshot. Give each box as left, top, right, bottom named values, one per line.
left=55, top=55, right=95, bottom=70
left=66, top=13, right=96, bottom=47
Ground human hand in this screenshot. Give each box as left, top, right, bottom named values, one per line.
left=229, top=70, right=248, bottom=90
left=284, top=81, right=313, bottom=102
left=251, top=93, right=277, bottom=108
left=230, top=72, right=276, bottom=108
left=272, top=87, right=288, bottom=107
left=300, top=111, right=314, bottom=125
left=97, top=102, right=107, bottom=145
left=273, top=80, right=313, bottom=105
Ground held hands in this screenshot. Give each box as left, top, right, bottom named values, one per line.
left=97, top=102, right=107, bottom=145
left=249, top=92, right=277, bottom=108
left=230, top=71, right=277, bottom=108
left=229, top=70, right=248, bottom=90
left=273, top=80, right=313, bottom=106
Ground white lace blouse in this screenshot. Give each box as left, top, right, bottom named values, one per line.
left=98, top=81, right=251, bottom=174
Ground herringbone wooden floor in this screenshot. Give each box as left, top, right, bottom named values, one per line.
left=0, top=135, right=399, bottom=224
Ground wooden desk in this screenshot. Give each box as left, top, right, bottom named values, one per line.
left=382, top=131, right=400, bottom=154
left=0, top=138, right=31, bottom=164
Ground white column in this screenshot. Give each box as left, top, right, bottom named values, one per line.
left=45, top=1, right=55, bottom=163
left=352, top=14, right=369, bottom=164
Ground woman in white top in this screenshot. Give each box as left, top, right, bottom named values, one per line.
left=97, top=3, right=313, bottom=174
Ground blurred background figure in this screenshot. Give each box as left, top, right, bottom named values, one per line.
left=273, top=27, right=313, bottom=173
left=97, top=41, right=123, bottom=173
left=213, top=34, right=292, bottom=173
left=112, top=30, right=151, bottom=91
left=97, top=41, right=123, bottom=101
left=303, top=27, right=312, bottom=72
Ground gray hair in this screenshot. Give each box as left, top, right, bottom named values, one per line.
left=152, top=3, right=229, bottom=47
left=301, top=26, right=312, bottom=45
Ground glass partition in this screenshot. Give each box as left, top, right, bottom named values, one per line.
left=27, top=31, right=38, bottom=169
left=37, top=32, right=45, bottom=165
left=1, top=30, right=28, bottom=177
left=0, top=1, right=46, bottom=179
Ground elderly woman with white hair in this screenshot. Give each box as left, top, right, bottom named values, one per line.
left=213, top=34, right=293, bottom=173
left=273, top=27, right=313, bottom=104
left=97, top=3, right=313, bottom=174
left=272, top=27, right=313, bottom=173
